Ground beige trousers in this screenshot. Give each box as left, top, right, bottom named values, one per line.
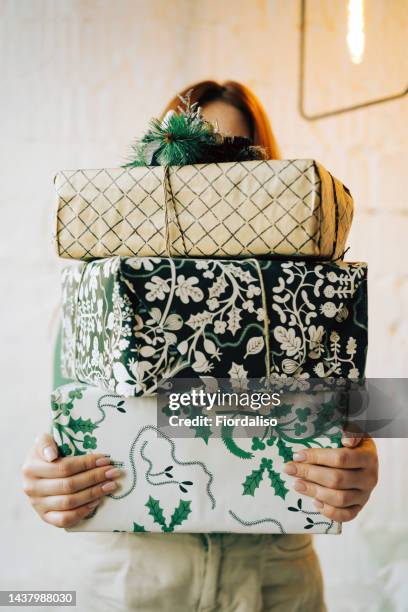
left=76, top=532, right=326, bottom=612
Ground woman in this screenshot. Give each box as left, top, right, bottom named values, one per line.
left=22, top=81, right=378, bottom=612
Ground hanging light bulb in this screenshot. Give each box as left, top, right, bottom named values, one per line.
left=347, top=0, right=365, bottom=64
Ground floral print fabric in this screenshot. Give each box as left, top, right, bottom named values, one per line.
left=61, top=257, right=367, bottom=397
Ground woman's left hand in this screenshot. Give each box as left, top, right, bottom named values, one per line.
left=283, top=434, right=378, bottom=522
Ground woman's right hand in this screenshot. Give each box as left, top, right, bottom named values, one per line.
left=22, top=433, right=122, bottom=528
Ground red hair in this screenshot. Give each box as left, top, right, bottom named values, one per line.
left=160, top=80, right=281, bottom=160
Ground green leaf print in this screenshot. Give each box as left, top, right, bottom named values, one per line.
left=167, top=500, right=192, bottom=532
left=274, top=403, right=293, bottom=418
left=67, top=416, right=98, bottom=435
left=267, top=468, right=289, bottom=500
left=328, top=431, right=343, bottom=447
left=68, top=388, right=85, bottom=400
left=193, top=424, right=212, bottom=444
left=276, top=438, right=293, bottom=462
left=295, top=407, right=311, bottom=422
left=251, top=436, right=266, bottom=451
left=145, top=496, right=166, bottom=528
left=294, top=423, right=307, bottom=436
left=143, top=498, right=192, bottom=533
left=312, top=399, right=338, bottom=432
left=242, top=467, right=264, bottom=496
left=59, top=443, right=72, bottom=457
left=52, top=388, right=100, bottom=456
left=61, top=401, right=73, bottom=416
left=83, top=434, right=97, bottom=449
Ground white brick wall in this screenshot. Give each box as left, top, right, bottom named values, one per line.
left=0, top=1, right=407, bottom=610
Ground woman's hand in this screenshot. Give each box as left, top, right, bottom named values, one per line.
left=22, top=433, right=122, bottom=528
left=283, top=434, right=378, bottom=522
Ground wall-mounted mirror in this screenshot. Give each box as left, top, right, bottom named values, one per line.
left=299, top=0, right=408, bottom=119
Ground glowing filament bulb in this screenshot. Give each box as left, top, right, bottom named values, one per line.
left=347, top=0, right=365, bottom=64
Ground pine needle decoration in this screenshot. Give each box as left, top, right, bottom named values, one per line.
left=143, top=111, right=214, bottom=166
left=124, top=89, right=216, bottom=168
left=123, top=88, right=267, bottom=168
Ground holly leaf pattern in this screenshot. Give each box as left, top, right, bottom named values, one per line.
left=312, top=399, right=338, bottom=432
left=193, top=424, right=212, bottom=444
left=242, top=467, right=264, bottom=496
left=186, top=311, right=212, bottom=330
left=208, top=275, right=228, bottom=299
left=51, top=390, right=100, bottom=456
left=276, top=438, right=293, bottom=462
left=228, top=362, right=248, bottom=384
left=145, top=496, right=166, bottom=528
left=133, top=522, right=147, bottom=533
left=226, top=264, right=256, bottom=284
left=267, top=468, right=289, bottom=500
left=61, top=257, right=366, bottom=401
left=167, top=500, right=192, bottom=532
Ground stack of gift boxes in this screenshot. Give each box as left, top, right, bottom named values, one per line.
left=51, top=158, right=367, bottom=534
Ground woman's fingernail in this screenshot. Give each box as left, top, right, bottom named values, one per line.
left=105, top=468, right=121, bottom=479
left=102, top=481, right=117, bottom=492
left=88, top=500, right=101, bottom=509
left=43, top=446, right=58, bottom=462
left=96, top=457, right=112, bottom=467
left=293, top=480, right=306, bottom=492
left=313, top=499, right=324, bottom=509
left=342, top=436, right=358, bottom=447
left=283, top=464, right=297, bottom=476
left=293, top=452, right=306, bottom=462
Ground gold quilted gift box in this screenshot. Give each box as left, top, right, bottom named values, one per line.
left=54, top=159, right=353, bottom=261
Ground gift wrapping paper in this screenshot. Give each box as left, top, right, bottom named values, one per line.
left=51, top=382, right=344, bottom=534
left=61, top=258, right=368, bottom=396
left=54, top=159, right=353, bottom=260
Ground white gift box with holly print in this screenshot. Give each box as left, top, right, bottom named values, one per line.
left=51, top=383, right=344, bottom=535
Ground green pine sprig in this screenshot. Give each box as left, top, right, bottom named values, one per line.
left=124, top=89, right=216, bottom=168
left=123, top=87, right=267, bottom=168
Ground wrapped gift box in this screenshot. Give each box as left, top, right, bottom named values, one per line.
left=54, top=159, right=353, bottom=260
left=51, top=382, right=343, bottom=534
left=61, top=257, right=367, bottom=396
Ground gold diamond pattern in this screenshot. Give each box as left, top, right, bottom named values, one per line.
left=54, top=159, right=353, bottom=260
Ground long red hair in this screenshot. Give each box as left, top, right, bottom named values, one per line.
left=160, top=80, right=281, bottom=160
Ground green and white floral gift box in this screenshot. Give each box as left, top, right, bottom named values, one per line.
left=51, top=382, right=345, bottom=534
left=61, top=257, right=368, bottom=396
